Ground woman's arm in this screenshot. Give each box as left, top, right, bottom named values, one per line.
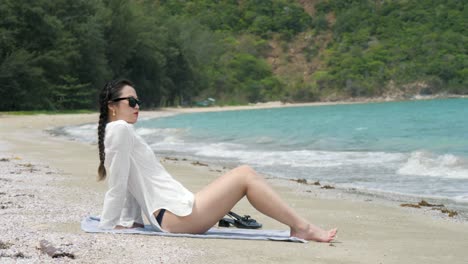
left=98, top=123, right=135, bottom=229
left=118, top=190, right=144, bottom=228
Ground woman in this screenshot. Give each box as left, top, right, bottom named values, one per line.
left=97, top=79, right=337, bottom=242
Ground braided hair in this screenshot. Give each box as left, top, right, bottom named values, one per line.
left=97, top=79, right=134, bottom=181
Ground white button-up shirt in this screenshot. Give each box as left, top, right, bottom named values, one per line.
left=99, top=120, right=194, bottom=231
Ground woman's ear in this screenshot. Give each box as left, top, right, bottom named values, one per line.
left=107, top=102, right=113, bottom=112
left=108, top=102, right=116, bottom=116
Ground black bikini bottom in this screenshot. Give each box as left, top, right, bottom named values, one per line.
left=156, top=209, right=166, bottom=226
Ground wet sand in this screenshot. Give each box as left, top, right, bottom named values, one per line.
left=1, top=108, right=467, bottom=263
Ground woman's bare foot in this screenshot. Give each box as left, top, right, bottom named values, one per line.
left=290, top=223, right=338, bottom=242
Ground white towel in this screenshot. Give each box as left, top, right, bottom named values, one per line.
left=81, top=216, right=306, bottom=243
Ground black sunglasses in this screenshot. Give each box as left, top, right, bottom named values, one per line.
left=111, top=97, right=141, bottom=108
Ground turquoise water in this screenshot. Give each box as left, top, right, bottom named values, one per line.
left=139, top=99, right=468, bottom=156
left=63, top=98, right=468, bottom=205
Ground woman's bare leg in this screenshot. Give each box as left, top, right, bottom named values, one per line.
left=160, top=165, right=337, bottom=242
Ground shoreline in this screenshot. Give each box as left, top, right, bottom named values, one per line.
left=1, top=108, right=468, bottom=263
left=2, top=93, right=465, bottom=118
left=159, top=93, right=467, bottom=114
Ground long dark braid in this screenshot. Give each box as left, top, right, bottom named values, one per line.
left=97, top=79, right=134, bottom=181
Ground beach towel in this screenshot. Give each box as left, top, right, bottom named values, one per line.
left=81, top=216, right=307, bottom=243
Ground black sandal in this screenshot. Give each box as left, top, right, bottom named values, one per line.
left=218, top=218, right=234, bottom=227
left=218, top=211, right=262, bottom=229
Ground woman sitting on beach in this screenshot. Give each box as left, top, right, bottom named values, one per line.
left=97, top=79, right=337, bottom=242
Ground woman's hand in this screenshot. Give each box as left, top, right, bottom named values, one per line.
left=132, top=222, right=144, bottom=228
left=114, top=222, right=144, bottom=229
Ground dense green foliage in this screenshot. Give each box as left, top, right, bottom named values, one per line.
left=0, top=0, right=466, bottom=111
left=317, top=0, right=467, bottom=97
left=159, top=0, right=311, bottom=38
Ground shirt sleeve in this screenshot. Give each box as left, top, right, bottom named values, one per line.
left=98, top=123, right=134, bottom=229
left=119, top=190, right=144, bottom=227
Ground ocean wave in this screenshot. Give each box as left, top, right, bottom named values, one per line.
left=59, top=122, right=468, bottom=182
left=62, top=123, right=97, bottom=143
left=150, top=140, right=406, bottom=168
left=254, top=136, right=275, bottom=144
left=397, top=151, right=468, bottom=179
left=59, top=124, right=186, bottom=144
left=454, top=195, right=468, bottom=202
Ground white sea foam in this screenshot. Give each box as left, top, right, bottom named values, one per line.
left=355, top=127, right=368, bottom=131
left=454, top=195, right=468, bottom=202
left=255, top=136, right=275, bottom=144
left=63, top=123, right=97, bottom=143
left=397, top=151, right=468, bottom=179
left=151, top=139, right=406, bottom=169
left=61, top=124, right=185, bottom=144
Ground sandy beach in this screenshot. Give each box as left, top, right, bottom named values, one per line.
left=1, top=105, right=468, bottom=263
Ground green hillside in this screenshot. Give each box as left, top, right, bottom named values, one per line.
left=0, top=0, right=466, bottom=110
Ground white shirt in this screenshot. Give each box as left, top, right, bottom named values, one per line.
left=98, top=120, right=194, bottom=231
